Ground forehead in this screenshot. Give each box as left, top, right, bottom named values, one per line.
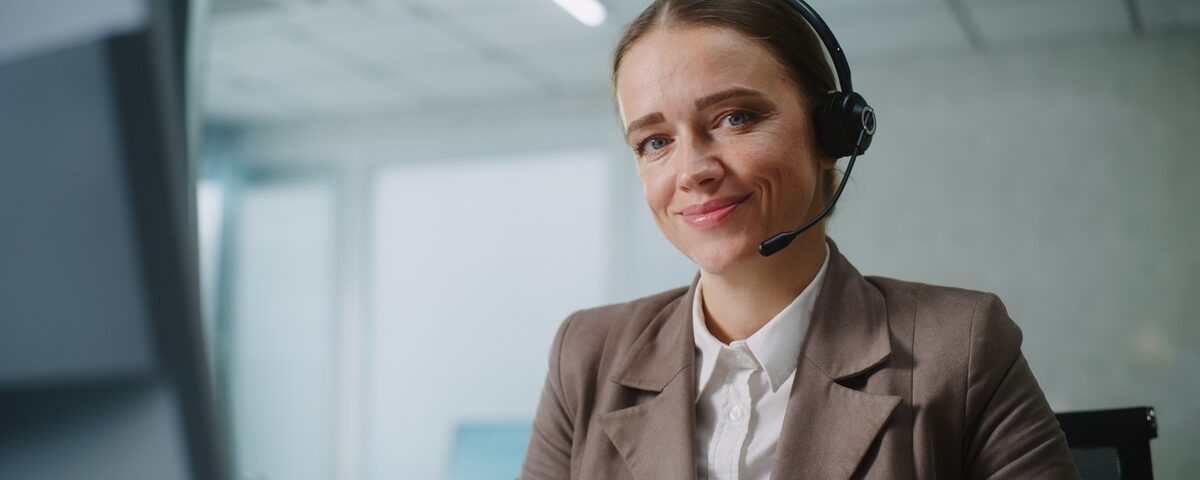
left=615, top=25, right=791, bottom=124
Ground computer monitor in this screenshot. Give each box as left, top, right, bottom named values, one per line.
left=0, top=1, right=228, bottom=478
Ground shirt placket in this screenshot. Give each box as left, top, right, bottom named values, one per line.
left=729, top=344, right=756, bottom=480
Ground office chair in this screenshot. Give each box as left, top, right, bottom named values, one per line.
left=1055, top=406, right=1157, bottom=480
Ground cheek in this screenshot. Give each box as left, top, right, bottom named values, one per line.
left=636, top=163, right=675, bottom=214
left=742, top=139, right=819, bottom=210
left=742, top=136, right=810, bottom=190
left=750, top=111, right=822, bottom=194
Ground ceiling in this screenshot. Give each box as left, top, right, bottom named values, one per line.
left=201, top=0, right=1200, bottom=123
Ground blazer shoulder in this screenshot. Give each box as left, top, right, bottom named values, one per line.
left=868, top=276, right=1022, bottom=349
left=867, top=277, right=1031, bottom=436
left=567, top=285, right=689, bottom=336
left=552, top=286, right=689, bottom=383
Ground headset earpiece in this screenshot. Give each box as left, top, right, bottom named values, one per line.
left=813, top=91, right=875, bottom=159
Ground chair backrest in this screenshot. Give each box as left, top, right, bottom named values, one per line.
left=1055, top=406, right=1157, bottom=480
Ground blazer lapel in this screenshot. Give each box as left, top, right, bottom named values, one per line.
left=597, top=278, right=698, bottom=480
left=771, top=240, right=901, bottom=479
left=770, top=358, right=901, bottom=478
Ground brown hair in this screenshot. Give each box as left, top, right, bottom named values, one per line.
left=611, top=0, right=842, bottom=205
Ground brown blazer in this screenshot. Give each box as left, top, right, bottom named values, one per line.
left=521, top=240, right=1080, bottom=479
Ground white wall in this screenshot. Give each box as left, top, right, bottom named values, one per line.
left=218, top=33, right=1200, bottom=478
left=364, top=151, right=610, bottom=479
left=227, top=180, right=337, bottom=480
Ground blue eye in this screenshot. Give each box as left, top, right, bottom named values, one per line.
left=723, top=111, right=750, bottom=127
left=638, top=136, right=669, bottom=155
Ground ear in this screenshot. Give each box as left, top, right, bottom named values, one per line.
left=808, top=147, right=837, bottom=174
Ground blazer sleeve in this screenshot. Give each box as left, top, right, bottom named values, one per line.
left=520, top=312, right=577, bottom=479
left=962, top=294, right=1080, bottom=480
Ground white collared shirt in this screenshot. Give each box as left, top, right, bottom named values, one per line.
left=692, top=248, right=829, bottom=480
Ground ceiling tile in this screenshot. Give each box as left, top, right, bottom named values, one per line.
left=212, top=32, right=346, bottom=77
left=512, top=39, right=612, bottom=90
left=212, top=0, right=278, bottom=16
left=402, top=61, right=541, bottom=103
left=204, top=66, right=273, bottom=96
left=209, top=9, right=293, bottom=49
left=604, top=0, right=651, bottom=19
left=290, top=82, right=417, bottom=113
left=455, top=3, right=619, bottom=49
left=207, top=42, right=420, bottom=115
left=203, top=73, right=306, bottom=121
left=413, top=0, right=547, bottom=18
left=969, top=0, right=1132, bottom=45
left=244, top=60, right=415, bottom=107
left=318, top=21, right=486, bottom=71
left=285, top=3, right=419, bottom=36
left=210, top=3, right=420, bottom=48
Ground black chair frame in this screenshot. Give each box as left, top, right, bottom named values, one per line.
left=1055, top=406, right=1157, bottom=480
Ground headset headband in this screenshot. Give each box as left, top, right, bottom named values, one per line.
left=782, top=0, right=853, bottom=93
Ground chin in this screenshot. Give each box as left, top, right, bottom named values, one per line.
left=684, top=236, right=760, bottom=275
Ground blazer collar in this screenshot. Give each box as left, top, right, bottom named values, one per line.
left=802, top=238, right=892, bottom=380
left=607, top=279, right=697, bottom=392
left=600, top=238, right=896, bottom=480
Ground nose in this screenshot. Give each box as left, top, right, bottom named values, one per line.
left=675, top=133, right=724, bottom=193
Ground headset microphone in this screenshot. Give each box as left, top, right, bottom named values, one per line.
left=758, top=0, right=877, bottom=257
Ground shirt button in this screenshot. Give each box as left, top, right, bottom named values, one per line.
left=730, top=405, right=744, bottom=421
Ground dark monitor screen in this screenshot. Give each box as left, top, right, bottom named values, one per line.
left=0, top=1, right=228, bottom=478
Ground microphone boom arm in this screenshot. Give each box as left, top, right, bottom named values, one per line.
left=758, top=128, right=867, bottom=257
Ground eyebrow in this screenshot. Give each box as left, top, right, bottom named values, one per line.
left=623, top=87, right=769, bottom=142
left=694, top=87, right=767, bottom=111
left=624, top=112, right=665, bottom=143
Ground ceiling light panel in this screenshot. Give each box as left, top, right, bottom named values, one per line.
left=551, top=0, right=607, bottom=27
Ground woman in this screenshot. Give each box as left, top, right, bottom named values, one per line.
left=522, top=1, right=1079, bottom=478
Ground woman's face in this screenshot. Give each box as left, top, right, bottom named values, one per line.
left=616, top=26, right=832, bottom=274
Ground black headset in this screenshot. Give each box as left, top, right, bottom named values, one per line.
left=758, top=0, right=876, bottom=257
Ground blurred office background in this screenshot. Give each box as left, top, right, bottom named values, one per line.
left=191, top=0, right=1200, bottom=478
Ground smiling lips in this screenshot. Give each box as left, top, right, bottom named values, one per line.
left=678, top=193, right=752, bottom=229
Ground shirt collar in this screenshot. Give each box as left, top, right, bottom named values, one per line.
left=693, top=245, right=831, bottom=395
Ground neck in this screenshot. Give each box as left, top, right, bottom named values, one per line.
left=700, top=231, right=827, bottom=344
